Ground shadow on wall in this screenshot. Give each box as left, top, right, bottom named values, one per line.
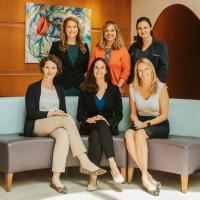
left=153, top=4, right=200, bottom=100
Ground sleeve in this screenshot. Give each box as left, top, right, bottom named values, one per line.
left=49, top=42, right=57, bottom=55
left=58, top=86, right=67, bottom=113
left=88, top=47, right=97, bottom=71
left=157, top=42, right=169, bottom=82
left=108, top=86, right=123, bottom=126
left=119, top=47, right=131, bottom=81
left=82, top=43, right=90, bottom=73
left=25, top=85, right=48, bottom=120
left=76, top=91, right=88, bottom=123
left=128, top=44, right=136, bottom=83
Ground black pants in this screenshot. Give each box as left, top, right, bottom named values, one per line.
left=80, top=120, right=115, bottom=165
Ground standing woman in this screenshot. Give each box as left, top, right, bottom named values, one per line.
left=128, top=17, right=168, bottom=84
left=77, top=58, right=124, bottom=191
left=125, top=58, right=170, bottom=196
left=49, top=16, right=89, bottom=96
left=88, top=21, right=130, bottom=94
left=24, top=55, right=106, bottom=194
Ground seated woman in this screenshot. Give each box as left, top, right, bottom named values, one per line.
left=125, top=57, right=169, bottom=196
left=24, top=55, right=106, bottom=194
left=77, top=57, right=124, bottom=191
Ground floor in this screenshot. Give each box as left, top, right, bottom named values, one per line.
left=0, top=168, right=200, bottom=200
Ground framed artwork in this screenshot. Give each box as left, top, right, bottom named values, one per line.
left=25, top=2, right=91, bottom=63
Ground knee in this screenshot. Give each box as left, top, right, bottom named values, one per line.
left=54, top=128, right=68, bottom=141
left=135, top=129, right=147, bottom=139
left=125, top=129, right=135, bottom=141
left=63, top=114, right=76, bottom=126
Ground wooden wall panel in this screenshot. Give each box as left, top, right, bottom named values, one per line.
left=0, top=0, right=131, bottom=96
left=153, top=4, right=200, bottom=99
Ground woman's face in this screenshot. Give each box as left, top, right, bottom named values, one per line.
left=65, top=20, right=78, bottom=38
left=137, top=62, right=152, bottom=82
left=42, top=61, right=58, bottom=80
left=93, top=60, right=107, bottom=80
left=104, top=24, right=117, bottom=43
left=137, top=21, right=151, bottom=39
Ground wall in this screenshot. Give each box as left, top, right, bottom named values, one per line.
left=0, top=0, right=131, bottom=96
left=131, top=0, right=200, bottom=99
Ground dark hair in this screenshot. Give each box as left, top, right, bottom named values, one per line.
left=80, top=57, right=111, bottom=93
left=136, top=17, right=153, bottom=45
left=40, top=54, right=63, bottom=75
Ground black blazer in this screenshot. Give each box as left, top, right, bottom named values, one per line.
left=77, top=84, right=123, bottom=135
left=23, top=80, right=66, bottom=136
left=49, top=41, right=89, bottom=89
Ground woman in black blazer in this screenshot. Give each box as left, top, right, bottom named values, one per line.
left=24, top=55, right=105, bottom=194
left=49, top=16, right=89, bottom=96
left=77, top=57, right=124, bottom=191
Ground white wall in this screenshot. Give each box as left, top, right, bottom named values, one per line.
left=131, top=0, right=200, bottom=42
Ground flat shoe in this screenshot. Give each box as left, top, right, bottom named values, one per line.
left=111, top=171, right=125, bottom=183
left=80, top=166, right=106, bottom=176
left=50, top=181, right=68, bottom=194
left=142, top=183, right=160, bottom=196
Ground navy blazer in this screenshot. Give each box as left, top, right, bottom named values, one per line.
left=23, top=80, right=66, bottom=136
left=128, top=38, right=168, bottom=83
left=49, top=41, right=89, bottom=89
left=77, top=84, right=123, bottom=135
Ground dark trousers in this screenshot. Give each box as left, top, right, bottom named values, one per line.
left=80, top=120, right=115, bottom=165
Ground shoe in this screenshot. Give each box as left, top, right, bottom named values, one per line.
left=87, top=180, right=99, bottom=192
left=111, top=171, right=125, bottom=183
left=142, top=183, right=160, bottom=196
left=80, top=166, right=106, bottom=176
left=156, top=182, right=161, bottom=190
left=50, top=181, right=68, bottom=194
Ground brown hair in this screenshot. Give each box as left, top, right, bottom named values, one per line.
left=60, top=16, right=87, bottom=53
left=80, top=57, right=111, bottom=93
left=132, top=57, right=158, bottom=95
left=40, top=54, right=63, bottom=75
left=97, top=21, right=125, bottom=49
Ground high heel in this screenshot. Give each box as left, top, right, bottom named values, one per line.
left=142, top=181, right=160, bottom=196
left=80, top=166, right=106, bottom=176
left=50, top=181, right=68, bottom=194
left=156, top=182, right=161, bottom=190
left=110, top=170, right=125, bottom=183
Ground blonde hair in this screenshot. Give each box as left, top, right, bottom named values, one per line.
left=133, top=57, right=159, bottom=95
left=60, top=16, right=86, bottom=53
left=97, top=21, right=125, bottom=49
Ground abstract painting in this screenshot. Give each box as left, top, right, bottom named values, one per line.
left=25, top=2, right=91, bottom=63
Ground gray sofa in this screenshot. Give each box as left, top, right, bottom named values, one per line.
left=0, top=97, right=200, bottom=193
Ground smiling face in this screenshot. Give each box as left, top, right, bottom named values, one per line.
left=65, top=20, right=78, bottom=39
left=137, top=62, right=152, bottom=82
left=42, top=60, right=58, bottom=80
left=137, top=20, right=151, bottom=40
left=93, top=60, right=107, bottom=80
left=104, top=24, right=117, bottom=43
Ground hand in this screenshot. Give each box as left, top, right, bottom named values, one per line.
left=47, top=109, right=67, bottom=117
left=86, top=116, right=98, bottom=124
left=134, top=120, right=146, bottom=129
left=97, top=115, right=110, bottom=126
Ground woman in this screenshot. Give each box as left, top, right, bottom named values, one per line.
left=77, top=57, right=124, bottom=191
left=128, top=17, right=168, bottom=84
left=24, top=55, right=106, bottom=194
left=125, top=58, right=170, bottom=196
left=49, top=16, right=89, bottom=96
left=88, top=21, right=130, bottom=94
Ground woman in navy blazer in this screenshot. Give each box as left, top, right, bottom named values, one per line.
left=77, top=57, right=124, bottom=191
left=49, top=16, right=89, bottom=96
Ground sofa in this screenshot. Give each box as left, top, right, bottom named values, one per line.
left=0, top=97, right=200, bottom=193
left=0, top=97, right=130, bottom=192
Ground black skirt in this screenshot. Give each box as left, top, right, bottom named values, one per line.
left=130, top=116, right=170, bottom=138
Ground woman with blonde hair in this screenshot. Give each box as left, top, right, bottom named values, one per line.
left=88, top=21, right=130, bottom=94
left=50, top=16, right=89, bottom=96
left=125, top=57, right=170, bottom=196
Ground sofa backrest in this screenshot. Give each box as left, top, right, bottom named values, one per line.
left=0, top=97, right=199, bottom=137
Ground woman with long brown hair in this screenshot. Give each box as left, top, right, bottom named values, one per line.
left=49, top=16, right=89, bottom=96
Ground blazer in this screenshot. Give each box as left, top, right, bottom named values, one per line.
left=77, top=84, right=123, bottom=135
left=128, top=38, right=168, bottom=83
left=23, top=80, right=66, bottom=136
left=49, top=41, right=89, bottom=89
